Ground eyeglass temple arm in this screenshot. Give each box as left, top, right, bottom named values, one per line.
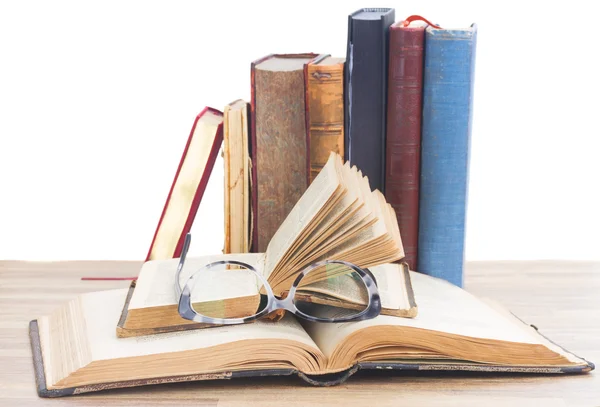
left=174, top=233, right=192, bottom=298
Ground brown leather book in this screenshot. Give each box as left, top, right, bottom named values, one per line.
left=250, top=53, right=318, bottom=252
left=305, top=55, right=345, bottom=183
left=385, top=21, right=426, bottom=270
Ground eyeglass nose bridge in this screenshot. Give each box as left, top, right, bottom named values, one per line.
left=268, top=292, right=296, bottom=312
left=284, top=259, right=381, bottom=323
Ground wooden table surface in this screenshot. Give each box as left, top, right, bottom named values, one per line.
left=0, top=260, right=598, bottom=406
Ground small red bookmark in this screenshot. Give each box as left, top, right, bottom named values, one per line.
left=402, top=15, right=442, bottom=29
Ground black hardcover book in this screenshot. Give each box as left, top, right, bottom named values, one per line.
left=345, top=8, right=395, bottom=193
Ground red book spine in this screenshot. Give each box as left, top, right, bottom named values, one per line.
left=385, top=24, right=426, bottom=271
left=145, top=107, right=224, bottom=261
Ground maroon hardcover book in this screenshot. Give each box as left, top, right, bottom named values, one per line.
left=385, top=20, right=426, bottom=270
left=146, top=107, right=224, bottom=261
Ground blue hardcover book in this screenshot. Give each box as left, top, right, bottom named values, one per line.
left=418, top=25, right=477, bottom=287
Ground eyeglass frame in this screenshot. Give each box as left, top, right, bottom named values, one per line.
left=174, top=234, right=382, bottom=325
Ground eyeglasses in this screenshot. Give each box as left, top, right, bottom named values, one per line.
left=175, top=234, right=381, bottom=325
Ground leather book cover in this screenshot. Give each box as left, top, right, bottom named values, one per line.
left=250, top=53, right=318, bottom=252
left=305, top=54, right=345, bottom=183
left=345, top=8, right=395, bottom=193
left=418, top=25, right=477, bottom=287
left=29, top=316, right=593, bottom=397
left=145, top=107, right=224, bottom=261
left=384, top=21, right=426, bottom=271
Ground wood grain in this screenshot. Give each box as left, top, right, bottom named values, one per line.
left=0, top=260, right=598, bottom=406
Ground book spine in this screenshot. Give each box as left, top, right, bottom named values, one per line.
left=223, top=105, right=232, bottom=255
left=385, top=25, right=425, bottom=271
left=345, top=9, right=395, bottom=192
left=418, top=25, right=477, bottom=287
left=251, top=54, right=316, bottom=253
left=250, top=56, right=271, bottom=253
left=306, top=58, right=345, bottom=183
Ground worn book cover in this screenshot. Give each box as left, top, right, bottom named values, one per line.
left=385, top=20, right=426, bottom=271
left=251, top=53, right=318, bottom=252
left=305, top=54, right=345, bottom=183
left=223, top=100, right=251, bottom=254
left=418, top=25, right=477, bottom=287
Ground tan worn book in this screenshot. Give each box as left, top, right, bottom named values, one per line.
left=305, top=55, right=345, bottom=183
left=30, top=271, right=594, bottom=397
left=117, top=152, right=408, bottom=337
left=223, top=100, right=251, bottom=254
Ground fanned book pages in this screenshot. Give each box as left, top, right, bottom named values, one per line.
left=30, top=271, right=593, bottom=397
left=223, top=100, right=251, bottom=254
left=146, top=107, right=224, bottom=261
left=117, top=153, right=409, bottom=337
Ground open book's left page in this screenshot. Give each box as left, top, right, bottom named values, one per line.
left=38, top=288, right=325, bottom=391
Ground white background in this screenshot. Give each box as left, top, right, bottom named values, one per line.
left=1, top=0, right=599, bottom=261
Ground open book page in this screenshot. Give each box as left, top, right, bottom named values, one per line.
left=263, top=153, right=342, bottom=281
left=83, top=289, right=320, bottom=361
left=296, top=263, right=416, bottom=315
left=371, top=264, right=414, bottom=312
left=40, top=288, right=327, bottom=388
left=303, top=271, right=546, bottom=359
left=129, top=253, right=265, bottom=310
left=480, top=298, right=586, bottom=365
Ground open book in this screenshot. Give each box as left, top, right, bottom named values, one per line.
left=30, top=271, right=593, bottom=397
left=118, top=153, right=408, bottom=337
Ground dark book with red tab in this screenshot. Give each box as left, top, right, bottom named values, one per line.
left=384, top=17, right=428, bottom=271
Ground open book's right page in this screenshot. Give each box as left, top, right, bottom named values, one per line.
left=303, top=271, right=588, bottom=368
